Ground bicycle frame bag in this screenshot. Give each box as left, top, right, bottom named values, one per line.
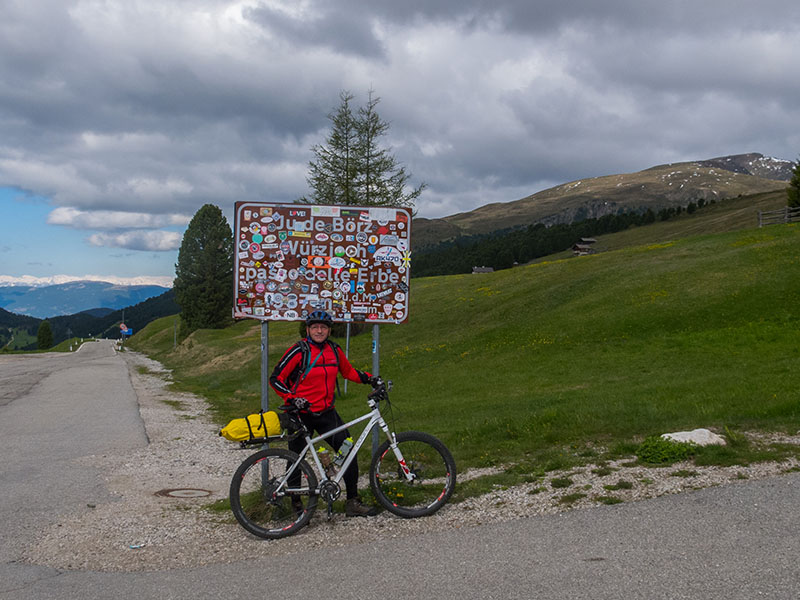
left=219, top=410, right=281, bottom=442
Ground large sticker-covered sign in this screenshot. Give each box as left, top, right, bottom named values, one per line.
left=233, top=202, right=411, bottom=324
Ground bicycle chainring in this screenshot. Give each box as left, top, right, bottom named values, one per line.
left=319, top=480, right=342, bottom=502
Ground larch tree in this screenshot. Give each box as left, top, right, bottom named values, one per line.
left=306, top=89, right=424, bottom=211
left=306, top=91, right=360, bottom=206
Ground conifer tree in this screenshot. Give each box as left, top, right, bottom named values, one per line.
left=37, top=320, right=53, bottom=350
left=173, top=204, right=233, bottom=333
left=306, top=89, right=424, bottom=211
left=356, top=89, right=425, bottom=209
left=306, top=91, right=359, bottom=206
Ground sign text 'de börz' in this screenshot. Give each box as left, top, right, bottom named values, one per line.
left=233, top=202, right=411, bottom=324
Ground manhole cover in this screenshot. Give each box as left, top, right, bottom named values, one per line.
left=154, top=488, right=212, bottom=498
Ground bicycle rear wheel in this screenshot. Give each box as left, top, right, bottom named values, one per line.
left=370, top=431, right=456, bottom=518
left=229, top=448, right=318, bottom=539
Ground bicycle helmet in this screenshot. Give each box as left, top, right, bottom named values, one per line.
left=305, top=310, right=333, bottom=327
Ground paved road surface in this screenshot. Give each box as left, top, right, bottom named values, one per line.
left=0, top=341, right=147, bottom=591
left=2, top=341, right=798, bottom=599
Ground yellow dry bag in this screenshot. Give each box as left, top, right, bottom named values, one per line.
left=219, top=410, right=282, bottom=442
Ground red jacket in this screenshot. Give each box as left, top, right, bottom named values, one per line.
left=270, top=339, right=370, bottom=413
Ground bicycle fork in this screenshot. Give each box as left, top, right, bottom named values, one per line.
left=377, top=419, right=416, bottom=483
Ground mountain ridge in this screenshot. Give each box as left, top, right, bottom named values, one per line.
left=0, top=280, right=170, bottom=319
left=413, top=152, right=793, bottom=247
left=0, top=289, right=179, bottom=351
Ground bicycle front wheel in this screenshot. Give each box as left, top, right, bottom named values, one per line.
left=370, top=431, right=456, bottom=518
left=229, top=448, right=318, bottom=539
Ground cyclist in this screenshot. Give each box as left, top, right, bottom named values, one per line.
left=270, top=310, right=378, bottom=517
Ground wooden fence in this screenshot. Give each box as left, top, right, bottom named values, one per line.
left=758, top=206, right=800, bottom=227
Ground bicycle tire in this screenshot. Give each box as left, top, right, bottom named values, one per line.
left=369, top=431, right=456, bottom=518
left=229, top=447, right=318, bottom=539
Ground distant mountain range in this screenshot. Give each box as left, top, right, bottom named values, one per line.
left=0, top=288, right=179, bottom=351
left=412, top=153, right=794, bottom=247
left=0, top=280, right=171, bottom=319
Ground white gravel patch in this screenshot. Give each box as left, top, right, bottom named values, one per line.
left=19, top=350, right=800, bottom=572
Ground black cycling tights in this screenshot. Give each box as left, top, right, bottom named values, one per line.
left=288, top=408, right=359, bottom=499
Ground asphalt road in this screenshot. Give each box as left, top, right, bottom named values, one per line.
left=2, top=341, right=798, bottom=599
left=0, top=340, right=148, bottom=592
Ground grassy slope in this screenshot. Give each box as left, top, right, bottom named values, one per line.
left=1, top=336, right=96, bottom=353
left=597, top=190, right=788, bottom=249
left=129, top=202, right=800, bottom=476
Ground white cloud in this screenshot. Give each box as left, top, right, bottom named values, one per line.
left=87, top=230, right=182, bottom=251
left=48, top=206, right=191, bottom=229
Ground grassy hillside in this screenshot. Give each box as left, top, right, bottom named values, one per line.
left=412, top=190, right=789, bottom=277
left=593, top=190, right=788, bottom=251
left=129, top=219, right=800, bottom=480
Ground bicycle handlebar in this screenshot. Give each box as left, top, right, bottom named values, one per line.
left=368, top=377, right=392, bottom=403
left=279, top=377, right=393, bottom=418
left=369, top=376, right=392, bottom=390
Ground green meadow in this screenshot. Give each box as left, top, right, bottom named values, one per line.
left=129, top=218, right=800, bottom=485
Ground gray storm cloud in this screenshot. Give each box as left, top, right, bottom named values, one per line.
left=0, top=0, right=798, bottom=250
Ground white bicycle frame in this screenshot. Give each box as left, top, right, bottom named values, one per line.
left=279, top=397, right=414, bottom=496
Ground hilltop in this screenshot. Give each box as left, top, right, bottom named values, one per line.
left=413, top=152, right=792, bottom=247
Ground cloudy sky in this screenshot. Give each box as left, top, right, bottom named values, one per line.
left=1, top=0, right=798, bottom=287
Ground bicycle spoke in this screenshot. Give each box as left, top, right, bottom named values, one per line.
left=230, top=449, right=317, bottom=539
left=370, top=431, right=456, bottom=518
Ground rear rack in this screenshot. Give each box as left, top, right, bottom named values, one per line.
left=237, top=432, right=287, bottom=449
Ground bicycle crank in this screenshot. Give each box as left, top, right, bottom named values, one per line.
left=319, top=480, right=341, bottom=502
left=320, top=480, right=341, bottom=521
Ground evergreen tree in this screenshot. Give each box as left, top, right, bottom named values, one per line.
left=306, top=89, right=424, bottom=211
left=355, top=89, right=425, bottom=209
left=173, top=204, right=234, bottom=334
left=37, top=320, right=53, bottom=350
left=307, top=91, right=359, bottom=205
left=788, top=157, right=800, bottom=208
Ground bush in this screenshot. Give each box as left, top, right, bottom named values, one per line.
left=636, top=436, right=696, bottom=464
left=550, top=477, right=573, bottom=489
left=788, top=157, right=800, bottom=208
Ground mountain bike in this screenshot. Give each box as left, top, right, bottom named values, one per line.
left=229, top=377, right=457, bottom=539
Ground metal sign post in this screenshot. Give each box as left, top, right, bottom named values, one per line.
left=371, top=324, right=380, bottom=455
left=260, top=321, right=270, bottom=412
left=343, top=322, right=351, bottom=394
left=260, top=321, right=270, bottom=489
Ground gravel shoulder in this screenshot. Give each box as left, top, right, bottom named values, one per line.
left=20, top=350, right=800, bottom=573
